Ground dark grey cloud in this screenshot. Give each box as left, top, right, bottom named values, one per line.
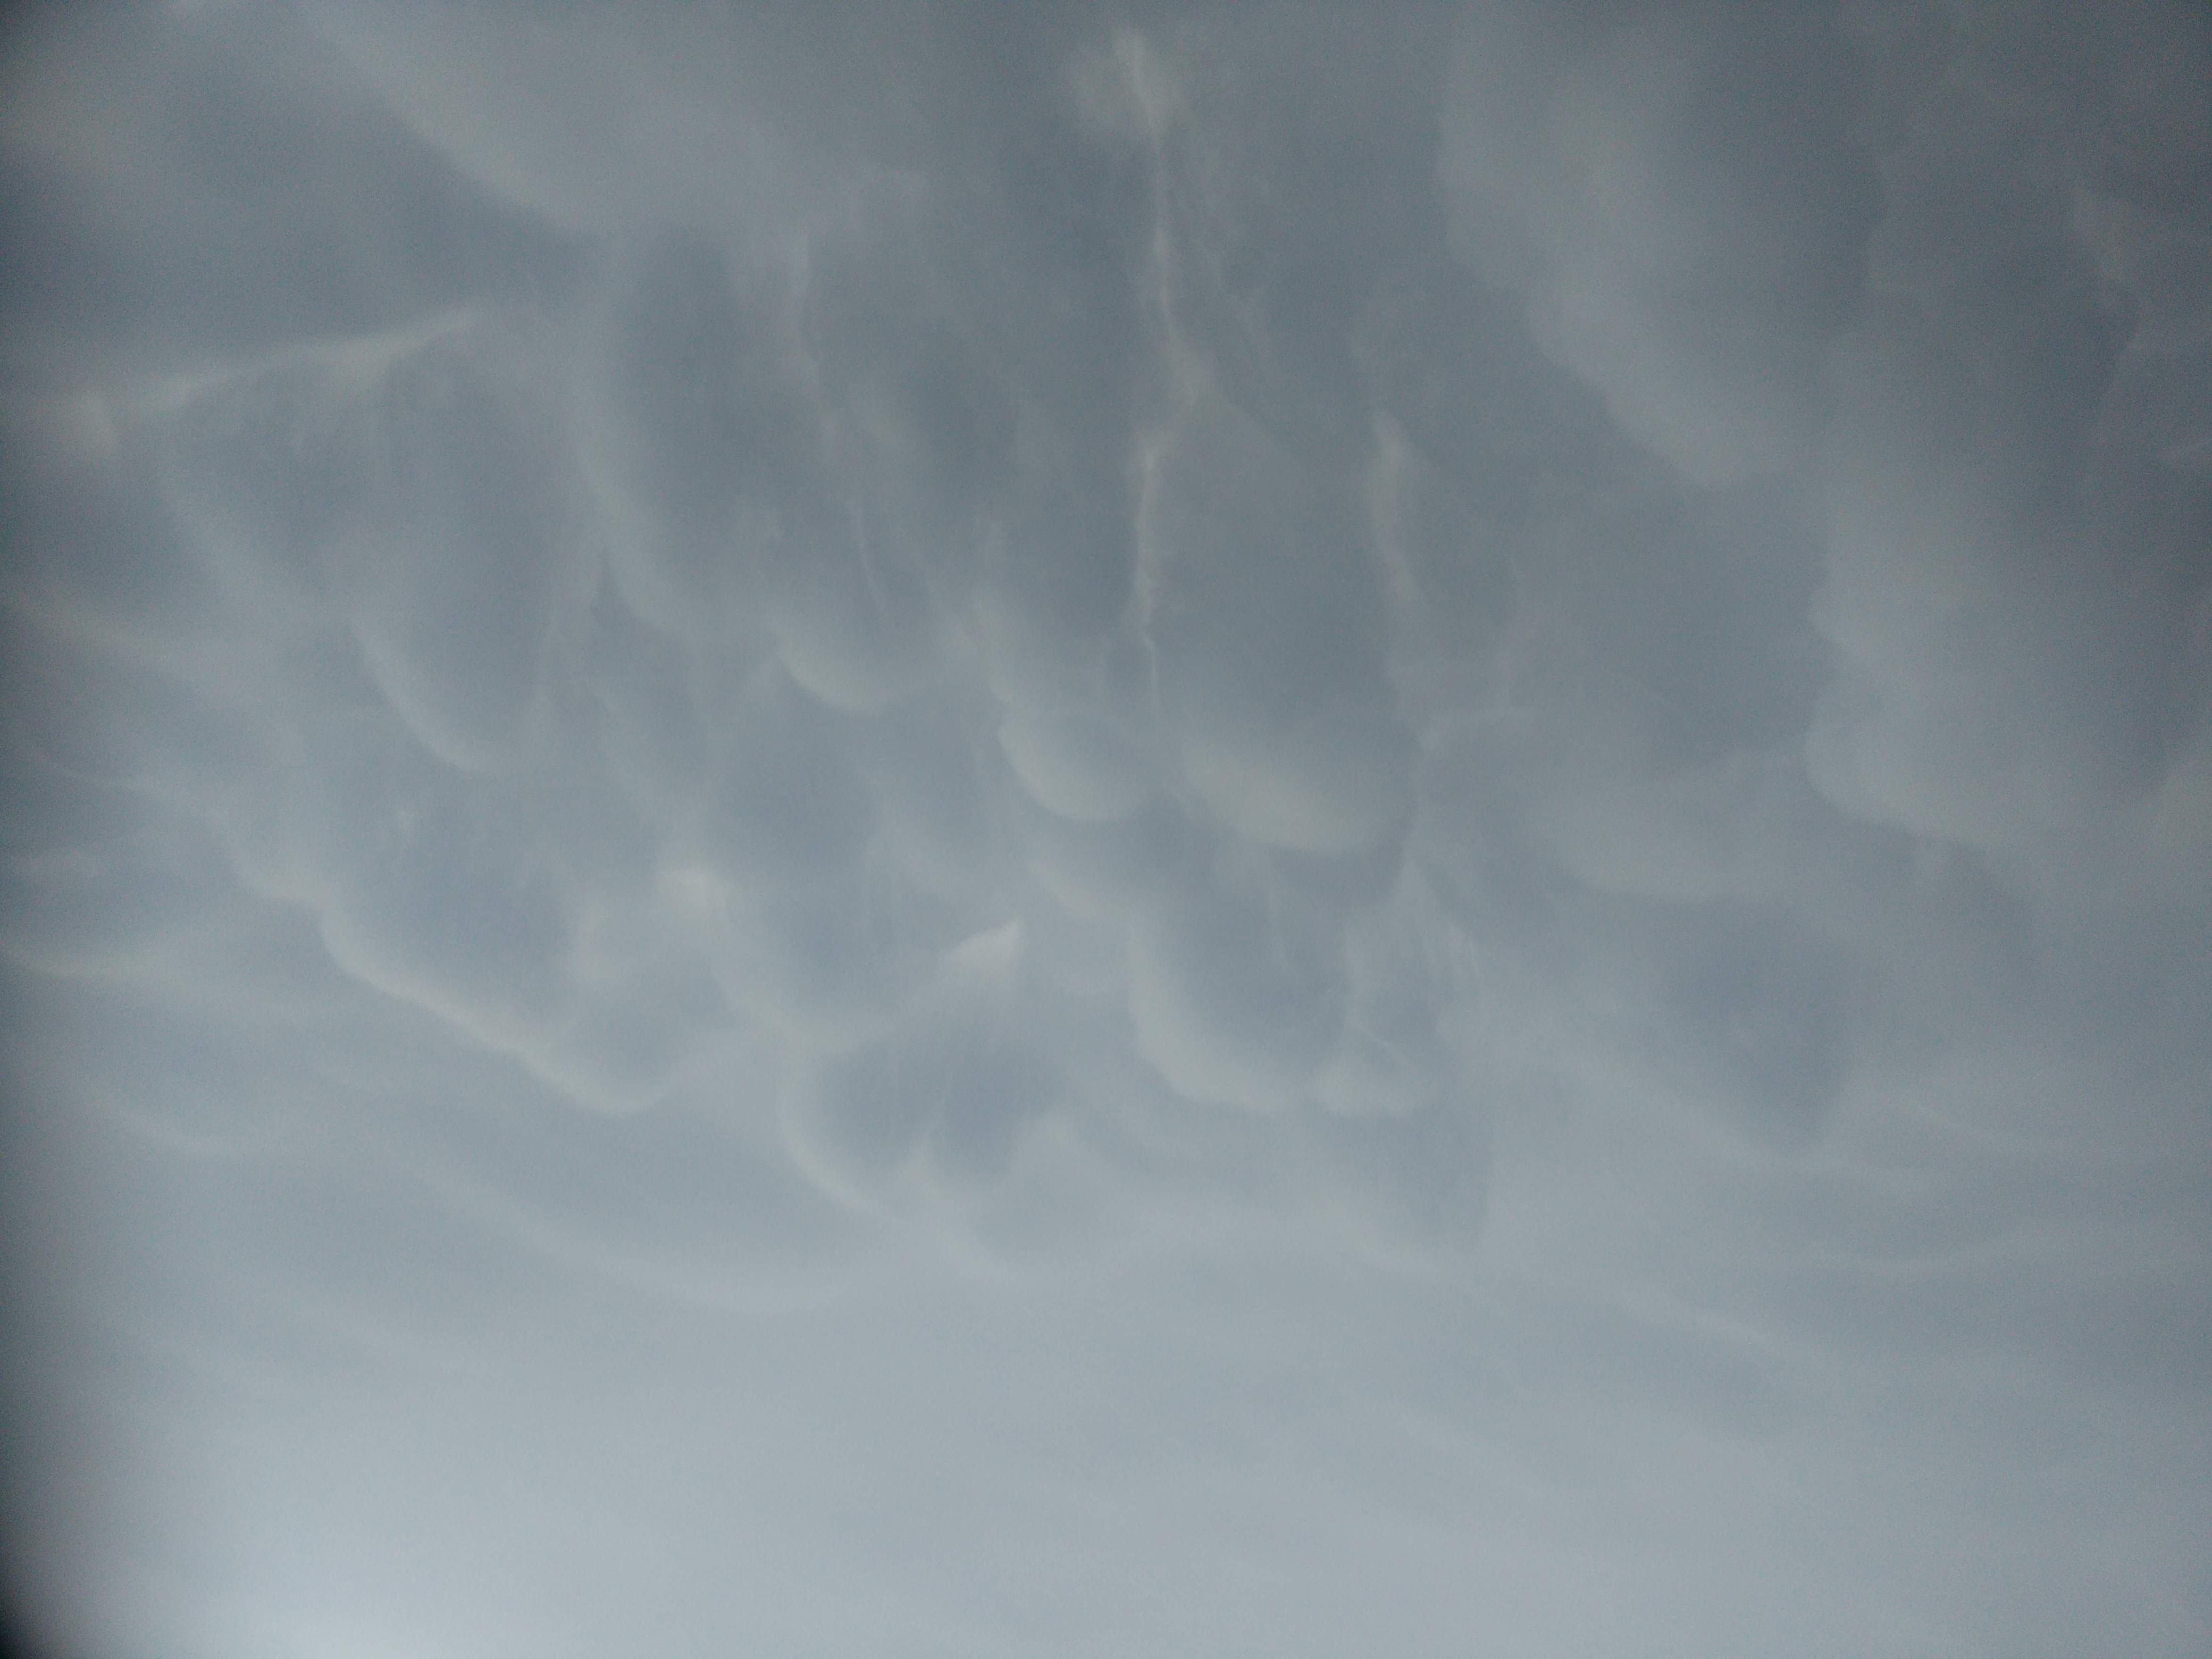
left=3, top=1, right=2208, bottom=1655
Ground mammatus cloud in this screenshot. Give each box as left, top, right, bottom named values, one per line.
left=2, top=2, right=2207, bottom=1655
left=1444, top=3, right=1883, bottom=486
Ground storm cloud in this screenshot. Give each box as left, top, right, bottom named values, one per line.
left=3, top=2, right=2207, bottom=1655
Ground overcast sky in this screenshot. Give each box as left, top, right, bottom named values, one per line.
left=2, top=2, right=2209, bottom=1654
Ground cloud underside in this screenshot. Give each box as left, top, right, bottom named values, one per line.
left=2, top=1, right=2208, bottom=1654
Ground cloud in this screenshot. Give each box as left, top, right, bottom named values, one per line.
left=1805, top=48, right=2212, bottom=896
left=2, top=2, right=2208, bottom=1656
left=1440, top=2, right=1882, bottom=486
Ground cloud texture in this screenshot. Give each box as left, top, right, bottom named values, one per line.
left=2, top=2, right=2208, bottom=1655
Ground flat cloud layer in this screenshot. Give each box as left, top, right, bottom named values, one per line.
left=2, top=2, right=2208, bottom=1654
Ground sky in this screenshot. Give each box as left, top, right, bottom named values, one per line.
left=1, top=1, right=2208, bottom=1654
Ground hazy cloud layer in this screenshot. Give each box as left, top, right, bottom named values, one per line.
left=3, top=2, right=2207, bottom=1655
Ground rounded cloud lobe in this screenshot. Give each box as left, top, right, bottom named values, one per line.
left=1442, top=2, right=1882, bottom=486
left=3, top=3, right=2209, bottom=1656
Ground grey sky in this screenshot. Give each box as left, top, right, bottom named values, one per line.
left=2, top=2, right=2208, bottom=1654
